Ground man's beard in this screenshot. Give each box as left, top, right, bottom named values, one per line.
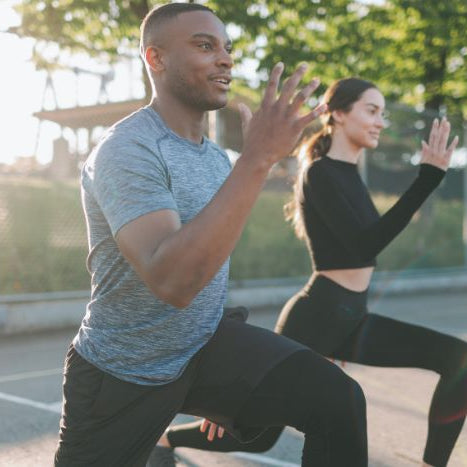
left=169, top=71, right=227, bottom=111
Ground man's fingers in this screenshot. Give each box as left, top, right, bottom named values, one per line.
left=288, top=78, right=320, bottom=115
left=277, top=63, right=308, bottom=107
left=262, top=62, right=284, bottom=106
left=297, top=103, right=328, bottom=128
left=238, top=102, right=253, bottom=132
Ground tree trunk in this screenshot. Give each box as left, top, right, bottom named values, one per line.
left=130, top=0, right=151, bottom=101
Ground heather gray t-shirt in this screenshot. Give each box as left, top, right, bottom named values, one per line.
left=73, top=106, right=232, bottom=385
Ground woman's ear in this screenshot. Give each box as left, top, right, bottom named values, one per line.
left=145, top=46, right=165, bottom=73
left=331, top=109, right=344, bottom=125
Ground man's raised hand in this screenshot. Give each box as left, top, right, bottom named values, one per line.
left=239, top=63, right=327, bottom=169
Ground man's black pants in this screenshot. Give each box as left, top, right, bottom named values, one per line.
left=54, top=317, right=367, bottom=466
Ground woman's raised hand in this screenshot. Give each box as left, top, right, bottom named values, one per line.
left=421, top=117, right=459, bottom=171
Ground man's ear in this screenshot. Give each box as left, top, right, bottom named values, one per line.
left=145, top=46, right=165, bottom=73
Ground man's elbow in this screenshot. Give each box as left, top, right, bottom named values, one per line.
left=163, top=293, right=193, bottom=310
left=142, top=264, right=203, bottom=309
left=151, top=282, right=195, bottom=310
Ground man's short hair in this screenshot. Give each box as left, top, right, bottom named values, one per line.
left=140, top=3, right=215, bottom=54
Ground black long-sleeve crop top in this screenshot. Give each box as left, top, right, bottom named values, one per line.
left=299, top=155, right=445, bottom=270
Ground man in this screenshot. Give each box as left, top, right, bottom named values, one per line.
left=54, top=3, right=368, bottom=466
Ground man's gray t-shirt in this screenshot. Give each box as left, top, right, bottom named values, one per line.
left=73, top=106, right=232, bottom=385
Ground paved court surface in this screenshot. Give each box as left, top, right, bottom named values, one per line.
left=0, top=290, right=466, bottom=466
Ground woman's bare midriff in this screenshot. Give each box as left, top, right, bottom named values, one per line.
left=315, top=267, right=374, bottom=292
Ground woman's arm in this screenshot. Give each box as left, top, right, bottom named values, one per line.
left=309, top=118, right=458, bottom=261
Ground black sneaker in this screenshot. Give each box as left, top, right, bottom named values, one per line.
left=146, top=445, right=176, bottom=467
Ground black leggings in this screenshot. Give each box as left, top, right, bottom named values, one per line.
left=168, top=277, right=467, bottom=467
left=231, top=349, right=367, bottom=466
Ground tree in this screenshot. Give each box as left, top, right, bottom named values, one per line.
left=10, top=0, right=152, bottom=96
left=11, top=0, right=147, bottom=59
left=10, top=0, right=467, bottom=118
left=203, top=0, right=467, bottom=118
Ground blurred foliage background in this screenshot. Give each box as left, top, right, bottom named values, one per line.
left=0, top=176, right=463, bottom=294
left=2, top=0, right=466, bottom=294
left=11, top=0, right=467, bottom=118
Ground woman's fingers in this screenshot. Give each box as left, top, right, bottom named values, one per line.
left=200, top=419, right=209, bottom=433
left=421, top=140, right=429, bottom=157
left=445, top=135, right=459, bottom=160
left=207, top=423, right=217, bottom=441
left=199, top=419, right=224, bottom=441
left=421, top=117, right=458, bottom=171
left=428, top=118, right=439, bottom=148
left=436, top=118, right=450, bottom=156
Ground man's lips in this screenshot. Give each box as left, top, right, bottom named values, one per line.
left=210, top=75, right=231, bottom=90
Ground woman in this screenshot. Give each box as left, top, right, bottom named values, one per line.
left=158, top=78, right=466, bottom=467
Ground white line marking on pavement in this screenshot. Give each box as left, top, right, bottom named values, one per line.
left=0, top=367, right=62, bottom=383
left=0, top=391, right=61, bottom=414
left=231, top=452, right=300, bottom=466
left=0, top=373, right=300, bottom=467
left=0, top=392, right=299, bottom=467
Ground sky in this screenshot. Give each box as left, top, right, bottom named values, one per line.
left=0, top=0, right=146, bottom=166
left=0, top=1, right=260, bottom=166
left=1, top=0, right=464, bottom=168
left=0, top=1, right=43, bottom=165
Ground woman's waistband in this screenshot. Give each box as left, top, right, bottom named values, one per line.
left=303, top=273, right=369, bottom=301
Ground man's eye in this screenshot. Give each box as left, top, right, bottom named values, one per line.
left=200, top=43, right=213, bottom=50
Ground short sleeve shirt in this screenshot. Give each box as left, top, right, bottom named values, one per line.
left=73, top=106, right=232, bottom=385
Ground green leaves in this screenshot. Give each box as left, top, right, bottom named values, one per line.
left=11, top=0, right=144, bottom=60
left=10, top=0, right=467, bottom=117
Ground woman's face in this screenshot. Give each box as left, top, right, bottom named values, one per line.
left=336, top=88, right=386, bottom=150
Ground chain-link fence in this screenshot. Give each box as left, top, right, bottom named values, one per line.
left=1, top=105, right=465, bottom=295
left=0, top=177, right=89, bottom=295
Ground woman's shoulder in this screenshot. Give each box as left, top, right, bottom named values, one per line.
left=304, top=157, right=332, bottom=182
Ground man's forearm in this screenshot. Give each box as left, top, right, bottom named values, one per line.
left=147, top=155, right=270, bottom=307
left=138, top=64, right=324, bottom=307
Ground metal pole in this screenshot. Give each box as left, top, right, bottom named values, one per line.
left=463, top=123, right=467, bottom=267
left=208, top=111, right=217, bottom=142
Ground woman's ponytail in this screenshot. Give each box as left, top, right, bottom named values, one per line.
left=284, top=124, right=332, bottom=239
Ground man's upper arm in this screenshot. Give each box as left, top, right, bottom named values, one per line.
left=115, top=209, right=181, bottom=284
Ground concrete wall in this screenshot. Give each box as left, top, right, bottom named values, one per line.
left=1, top=269, right=466, bottom=336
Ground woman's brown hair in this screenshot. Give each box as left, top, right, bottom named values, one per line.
left=284, top=77, right=378, bottom=239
